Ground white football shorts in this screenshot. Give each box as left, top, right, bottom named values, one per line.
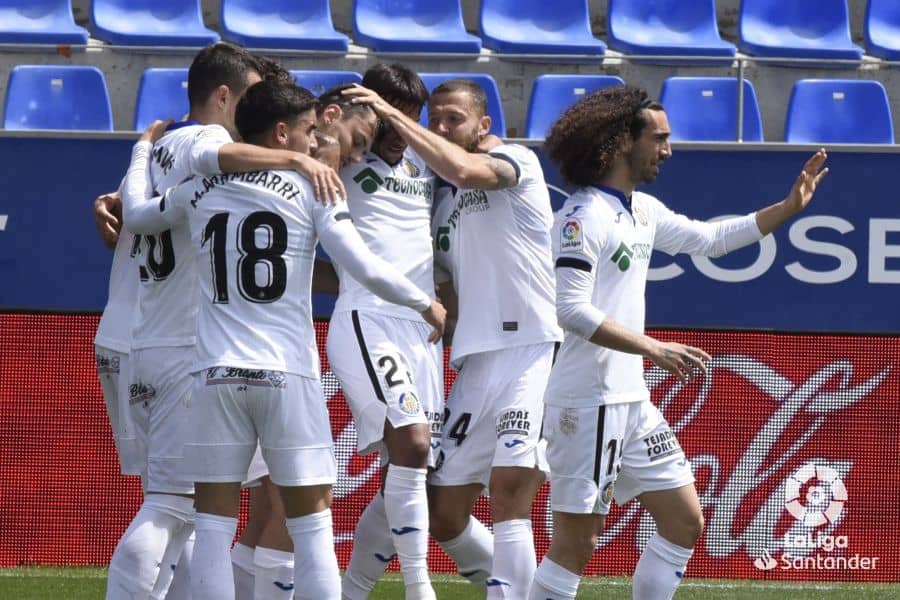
left=95, top=345, right=144, bottom=475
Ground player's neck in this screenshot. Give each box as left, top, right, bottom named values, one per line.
left=188, top=106, right=225, bottom=129
left=596, top=168, right=635, bottom=198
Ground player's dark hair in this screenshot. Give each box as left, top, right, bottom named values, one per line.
left=430, top=79, right=488, bottom=118
left=317, top=83, right=375, bottom=121
left=236, top=80, right=319, bottom=144
left=545, top=86, right=664, bottom=187
left=362, top=63, right=428, bottom=112
left=187, top=42, right=259, bottom=108
left=253, top=55, right=294, bottom=85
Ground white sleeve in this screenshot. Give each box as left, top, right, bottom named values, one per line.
left=554, top=209, right=606, bottom=339
left=315, top=202, right=432, bottom=312
left=121, top=142, right=187, bottom=234
left=652, top=200, right=763, bottom=258
left=189, top=125, right=232, bottom=176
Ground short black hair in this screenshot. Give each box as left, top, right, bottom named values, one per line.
left=187, top=42, right=259, bottom=108
left=362, top=63, right=428, bottom=112
left=430, top=79, right=488, bottom=117
left=253, top=55, right=294, bottom=85
left=317, top=83, right=375, bottom=121
left=236, top=80, right=319, bottom=144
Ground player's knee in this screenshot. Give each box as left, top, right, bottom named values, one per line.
left=428, top=504, right=469, bottom=542
left=661, top=509, right=704, bottom=549
left=385, top=423, right=431, bottom=468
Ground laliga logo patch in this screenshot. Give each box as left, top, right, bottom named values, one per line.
left=784, top=463, right=847, bottom=527
left=398, top=392, right=421, bottom=416
left=560, top=219, right=583, bottom=251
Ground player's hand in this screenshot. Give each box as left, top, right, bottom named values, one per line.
left=785, top=148, right=828, bottom=214
left=343, top=84, right=397, bottom=119
left=93, top=191, right=122, bottom=248
left=290, top=152, right=345, bottom=205
left=138, top=119, right=171, bottom=145
left=420, top=299, right=447, bottom=344
left=646, top=341, right=710, bottom=382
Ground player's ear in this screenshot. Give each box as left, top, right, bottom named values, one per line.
left=321, top=104, right=342, bottom=126
left=478, top=114, right=491, bottom=139
left=273, top=121, right=289, bottom=148
left=213, top=84, right=230, bottom=110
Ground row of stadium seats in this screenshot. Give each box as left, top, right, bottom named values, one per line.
left=2, top=65, right=895, bottom=144
left=2, top=0, right=899, bottom=61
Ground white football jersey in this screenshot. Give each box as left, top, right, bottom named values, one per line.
left=545, top=185, right=761, bottom=407
left=334, top=149, right=435, bottom=321
left=94, top=229, right=139, bottom=353
left=127, top=121, right=231, bottom=350
left=443, top=144, right=562, bottom=366
left=431, top=180, right=455, bottom=285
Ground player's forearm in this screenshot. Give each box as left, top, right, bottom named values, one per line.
left=587, top=318, right=655, bottom=357
left=121, top=142, right=168, bottom=233
left=755, top=198, right=799, bottom=236
left=216, top=143, right=300, bottom=174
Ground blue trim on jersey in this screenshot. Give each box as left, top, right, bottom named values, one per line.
left=592, top=184, right=632, bottom=215
left=165, top=119, right=201, bottom=132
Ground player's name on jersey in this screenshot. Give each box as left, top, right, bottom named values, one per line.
left=152, top=144, right=175, bottom=175
left=189, top=170, right=302, bottom=207
left=446, top=189, right=489, bottom=228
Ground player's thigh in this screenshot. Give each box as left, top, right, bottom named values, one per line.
left=253, top=373, right=336, bottom=490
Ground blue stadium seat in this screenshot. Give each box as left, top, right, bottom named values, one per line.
left=607, top=0, right=735, bottom=59
left=353, top=0, right=481, bottom=53
left=290, top=71, right=363, bottom=96
left=133, top=68, right=189, bottom=130
left=865, top=0, right=900, bottom=61
left=418, top=73, right=506, bottom=137
left=221, top=0, right=348, bottom=52
left=738, top=0, right=863, bottom=62
left=4, top=65, right=112, bottom=131
left=91, top=0, right=218, bottom=47
left=0, top=0, right=88, bottom=45
left=479, top=0, right=605, bottom=56
left=785, top=80, right=894, bottom=144
left=659, top=77, right=764, bottom=142
left=525, top=75, right=625, bottom=139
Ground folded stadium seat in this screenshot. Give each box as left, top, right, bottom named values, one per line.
left=290, top=70, right=363, bottom=96
left=3, top=65, right=112, bottom=130
left=418, top=73, right=506, bottom=137
left=738, top=0, right=863, bottom=62
left=221, top=0, right=348, bottom=52
left=479, top=0, right=605, bottom=56
left=607, top=0, right=736, bottom=60
left=133, top=68, right=190, bottom=130
left=659, top=77, right=764, bottom=142
left=0, top=0, right=88, bottom=45
left=865, top=0, right=900, bottom=61
left=525, top=74, right=625, bottom=139
left=784, top=79, right=894, bottom=144
left=353, top=0, right=481, bottom=53
left=91, top=0, right=218, bottom=47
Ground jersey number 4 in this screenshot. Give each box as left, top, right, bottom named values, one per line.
left=202, top=211, right=287, bottom=304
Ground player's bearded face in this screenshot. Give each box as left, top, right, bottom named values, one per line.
left=427, top=92, right=484, bottom=152
left=627, top=109, right=672, bottom=184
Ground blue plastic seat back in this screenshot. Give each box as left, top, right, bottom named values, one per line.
left=607, top=0, right=734, bottom=56
left=865, top=0, right=900, bottom=61
left=479, top=0, right=605, bottom=55
left=291, top=71, right=363, bottom=97
left=353, top=0, right=481, bottom=53
left=738, top=0, right=862, bottom=60
left=221, top=0, right=347, bottom=51
left=91, top=0, right=219, bottom=46
left=785, top=79, right=894, bottom=144
left=418, top=73, right=506, bottom=137
left=525, top=75, right=625, bottom=139
left=4, top=65, right=113, bottom=131
left=0, top=0, right=89, bottom=44
left=659, top=77, right=763, bottom=142
left=134, top=68, right=190, bottom=130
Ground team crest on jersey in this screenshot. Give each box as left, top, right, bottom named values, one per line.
left=633, top=204, right=649, bottom=226
left=601, top=481, right=616, bottom=506
left=560, top=219, right=583, bottom=251
left=399, top=392, right=421, bottom=415
left=559, top=408, right=578, bottom=435
left=402, top=159, right=420, bottom=178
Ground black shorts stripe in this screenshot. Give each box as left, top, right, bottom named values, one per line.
left=351, top=310, right=385, bottom=404
left=592, top=406, right=607, bottom=486
left=556, top=257, right=592, bottom=272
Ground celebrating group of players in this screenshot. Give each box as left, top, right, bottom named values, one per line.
left=92, top=41, right=828, bottom=600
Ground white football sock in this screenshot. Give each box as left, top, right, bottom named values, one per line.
left=231, top=542, right=255, bottom=600
left=383, top=465, right=433, bottom=598
left=253, top=546, right=295, bottom=600
left=437, top=516, right=493, bottom=588
left=106, top=493, right=193, bottom=599
left=528, top=558, right=580, bottom=600
left=487, top=519, right=535, bottom=598
left=342, top=493, right=394, bottom=599
left=191, top=513, right=238, bottom=600
left=632, top=532, right=694, bottom=600
left=286, top=510, right=341, bottom=600
left=164, top=530, right=194, bottom=600
left=149, top=519, right=194, bottom=600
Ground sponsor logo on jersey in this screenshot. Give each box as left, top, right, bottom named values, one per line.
left=129, top=381, right=156, bottom=404
left=561, top=219, right=583, bottom=251
left=353, top=167, right=384, bottom=193
left=398, top=391, right=421, bottom=415
left=447, top=189, right=490, bottom=227
left=382, top=176, right=432, bottom=199
left=642, top=428, right=682, bottom=462
left=95, top=354, right=120, bottom=374
left=496, top=409, right=531, bottom=437
left=425, top=410, right=444, bottom=436
left=206, top=367, right=287, bottom=388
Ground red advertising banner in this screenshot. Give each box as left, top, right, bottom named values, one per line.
left=0, top=313, right=897, bottom=582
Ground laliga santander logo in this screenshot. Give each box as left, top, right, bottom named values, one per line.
left=562, top=220, right=580, bottom=241
left=784, top=463, right=847, bottom=528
